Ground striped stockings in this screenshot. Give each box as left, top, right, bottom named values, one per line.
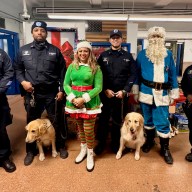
left=76, top=118, right=96, bottom=149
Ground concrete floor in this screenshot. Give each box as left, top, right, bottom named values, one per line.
left=1, top=95, right=192, bottom=192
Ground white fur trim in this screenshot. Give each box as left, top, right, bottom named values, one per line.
left=139, top=92, right=153, bottom=105
left=82, top=93, right=91, bottom=103
left=139, top=90, right=171, bottom=106
left=148, top=26, right=166, bottom=39
left=66, top=93, right=76, bottom=102
left=77, top=41, right=92, bottom=50
left=157, top=131, right=170, bottom=138
left=153, top=63, right=165, bottom=82
left=144, top=126, right=155, bottom=130
left=169, top=88, right=179, bottom=99
left=65, top=103, right=103, bottom=114
left=131, top=84, right=139, bottom=94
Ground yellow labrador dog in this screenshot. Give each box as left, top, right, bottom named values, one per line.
left=25, top=118, right=58, bottom=161
left=116, top=112, right=145, bottom=161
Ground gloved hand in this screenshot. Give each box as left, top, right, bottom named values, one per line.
left=133, top=94, right=139, bottom=103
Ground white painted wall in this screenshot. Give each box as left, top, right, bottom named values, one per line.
left=127, top=22, right=138, bottom=56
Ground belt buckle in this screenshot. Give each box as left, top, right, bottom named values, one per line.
left=155, top=82, right=162, bottom=91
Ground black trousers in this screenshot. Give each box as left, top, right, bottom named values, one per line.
left=96, top=92, right=128, bottom=147
left=0, top=94, right=12, bottom=160
left=183, top=100, right=192, bottom=146
left=24, top=90, right=67, bottom=154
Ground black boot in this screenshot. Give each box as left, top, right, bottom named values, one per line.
left=142, top=129, right=156, bottom=153
left=159, top=137, right=173, bottom=164
left=185, top=149, right=192, bottom=162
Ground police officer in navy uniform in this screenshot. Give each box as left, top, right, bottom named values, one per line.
left=181, top=64, right=192, bottom=162
left=0, top=49, right=16, bottom=173
left=94, top=29, right=138, bottom=155
left=14, top=21, right=68, bottom=166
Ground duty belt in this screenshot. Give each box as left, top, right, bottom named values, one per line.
left=141, top=77, right=172, bottom=90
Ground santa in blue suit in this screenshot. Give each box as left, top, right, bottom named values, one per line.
left=133, top=26, right=179, bottom=164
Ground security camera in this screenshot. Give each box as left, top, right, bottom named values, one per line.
left=22, top=13, right=30, bottom=20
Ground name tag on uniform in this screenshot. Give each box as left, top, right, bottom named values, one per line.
left=124, top=59, right=130, bottom=62
left=22, top=50, right=31, bottom=56
left=49, top=52, right=56, bottom=56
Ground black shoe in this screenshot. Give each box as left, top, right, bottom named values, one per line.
left=111, top=144, right=119, bottom=154
left=160, top=149, right=173, bottom=164
left=94, top=142, right=105, bottom=155
left=60, top=148, right=68, bottom=159
left=0, top=159, right=16, bottom=173
left=24, top=152, right=34, bottom=166
left=185, top=152, right=192, bottom=162
left=142, top=140, right=155, bottom=153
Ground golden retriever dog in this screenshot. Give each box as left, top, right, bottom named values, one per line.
left=25, top=118, right=58, bottom=161
left=116, top=112, right=145, bottom=161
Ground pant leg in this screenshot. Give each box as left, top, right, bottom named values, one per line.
left=140, top=102, right=154, bottom=129
left=95, top=93, right=111, bottom=144
left=183, top=102, right=192, bottom=145
left=152, top=105, right=170, bottom=138
left=110, top=98, right=123, bottom=147
left=0, top=95, right=11, bottom=159
left=45, top=95, right=66, bottom=149
left=24, top=93, right=43, bottom=154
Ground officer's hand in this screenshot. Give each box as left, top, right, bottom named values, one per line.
left=187, top=94, right=192, bottom=102
left=21, top=81, right=34, bottom=92
left=56, top=91, right=64, bottom=101
left=105, top=89, right=115, bottom=98
left=115, top=91, right=124, bottom=99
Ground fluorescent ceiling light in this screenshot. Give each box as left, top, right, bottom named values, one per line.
left=128, top=15, right=192, bottom=22
left=47, top=13, right=128, bottom=21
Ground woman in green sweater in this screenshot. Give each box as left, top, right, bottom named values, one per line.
left=64, top=41, right=103, bottom=172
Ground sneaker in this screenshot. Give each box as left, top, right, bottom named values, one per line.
left=24, top=152, right=34, bottom=166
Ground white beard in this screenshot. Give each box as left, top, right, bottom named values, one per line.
left=146, top=38, right=167, bottom=65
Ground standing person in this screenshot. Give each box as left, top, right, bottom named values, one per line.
left=0, top=48, right=16, bottom=173
left=134, top=26, right=179, bottom=164
left=181, top=64, right=192, bottom=162
left=64, top=41, right=102, bottom=172
left=14, top=21, right=68, bottom=166
left=94, top=29, right=138, bottom=155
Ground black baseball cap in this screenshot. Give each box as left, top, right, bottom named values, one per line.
left=110, top=29, right=122, bottom=38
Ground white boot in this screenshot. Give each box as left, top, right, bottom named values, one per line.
left=87, top=148, right=94, bottom=172
left=75, top=143, right=87, bottom=164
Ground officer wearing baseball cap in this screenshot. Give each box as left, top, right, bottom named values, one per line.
left=94, top=29, right=138, bottom=155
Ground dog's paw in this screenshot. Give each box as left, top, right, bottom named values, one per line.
left=134, top=153, right=140, bottom=161
left=52, top=151, right=58, bottom=158
left=39, top=154, right=45, bottom=161
left=116, top=152, right=122, bottom=160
